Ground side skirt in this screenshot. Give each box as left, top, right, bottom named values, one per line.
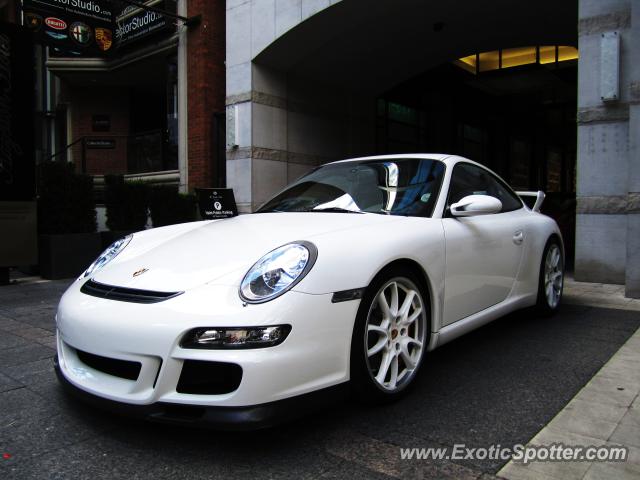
left=431, top=294, right=535, bottom=349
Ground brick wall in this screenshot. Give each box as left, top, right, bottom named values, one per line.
left=66, top=86, right=130, bottom=175
left=186, top=0, right=226, bottom=190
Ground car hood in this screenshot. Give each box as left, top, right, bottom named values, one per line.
left=92, top=212, right=403, bottom=292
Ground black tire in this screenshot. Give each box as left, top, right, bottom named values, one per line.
left=350, top=266, right=430, bottom=404
left=535, top=237, right=564, bottom=316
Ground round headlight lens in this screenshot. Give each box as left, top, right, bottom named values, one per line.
left=240, top=242, right=317, bottom=303
left=82, top=235, right=132, bottom=278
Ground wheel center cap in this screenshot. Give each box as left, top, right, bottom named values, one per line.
left=391, top=329, right=398, bottom=340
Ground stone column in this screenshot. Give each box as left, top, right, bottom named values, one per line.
left=575, top=0, right=634, bottom=293
left=225, top=0, right=374, bottom=213
left=626, top=1, right=640, bottom=297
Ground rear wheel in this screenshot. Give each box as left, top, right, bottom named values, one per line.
left=351, top=267, right=429, bottom=403
left=536, top=238, right=564, bottom=315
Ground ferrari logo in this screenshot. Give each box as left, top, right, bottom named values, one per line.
left=95, top=28, right=113, bottom=52
left=132, top=268, right=149, bottom=277
left=70, top=22, right=92, bottom=45
left=25, top=13, right=43, bottom=32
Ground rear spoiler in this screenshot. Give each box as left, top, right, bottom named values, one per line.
left=516, top=191, right=545, bottom=212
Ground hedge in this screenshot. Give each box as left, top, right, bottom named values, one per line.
left=38, top=162, right=96, bottom=234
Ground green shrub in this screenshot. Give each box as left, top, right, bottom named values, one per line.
left=38, top=162, right=96, bottom=234
left=104, top=175, right=149, bottom=231
left=148, top=186, right=197, bottom=227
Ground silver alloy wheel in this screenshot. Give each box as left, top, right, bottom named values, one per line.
left=544, top=244, right=563, bottom=309
left=364, top=277, right=427, bottom=392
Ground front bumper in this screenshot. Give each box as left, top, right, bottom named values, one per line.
left=55, top=280, right=360, bottom=420
left=54, top=356, right=348, bottom=430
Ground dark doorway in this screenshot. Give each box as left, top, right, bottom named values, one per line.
left=377, top=48, right=577, bottom=268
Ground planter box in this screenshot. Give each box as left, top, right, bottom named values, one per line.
left=39, top=233, right=102, bottom=280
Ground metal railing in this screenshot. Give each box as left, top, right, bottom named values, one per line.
left=44, top=130, right=178, bottom=176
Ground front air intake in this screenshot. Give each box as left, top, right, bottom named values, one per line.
left=80, top=279, right=183, bottom=304
left=75, top=349, right=142, bottom=381
left=176, top=360, right=243, bottom=395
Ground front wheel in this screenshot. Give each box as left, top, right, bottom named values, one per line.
left=535, top=238, right=564, bottom=316
left=350, top=268, right=429, bottom=403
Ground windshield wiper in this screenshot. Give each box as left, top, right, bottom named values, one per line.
left=308, top=207, right=364, bottom=214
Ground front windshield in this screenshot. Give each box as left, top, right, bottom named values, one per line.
left=257, top=158, right=446, bottom=217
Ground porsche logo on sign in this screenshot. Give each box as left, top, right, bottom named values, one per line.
left=45, top=17, right=67, bottom=30
left=70, top=22, right=92, bottom=45
left=95, top=27, right=113, bottom=52
left=132, top=268, right=149, bottom=278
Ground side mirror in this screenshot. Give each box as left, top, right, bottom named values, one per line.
left=450, top=195, right=502, bottom=217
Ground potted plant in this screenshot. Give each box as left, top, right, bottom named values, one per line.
left=148, top=186, right=197, bottom=227
left=38, top=162, right=101, bottom=279
left=101, top=175, right=149, bottom=248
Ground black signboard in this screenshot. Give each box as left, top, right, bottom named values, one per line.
left=92, top=114, right=110, bottom=131
left=21, top=1, right=178, bottom=56
left=196, top=188, right=238, bottom=220
left=22, top=0, right=114, bottom=56
left=85, top=138, right=115, bottom=149
left=0, top=23, right=35, bottom=201
left=114, top=0, right=175, bottom=50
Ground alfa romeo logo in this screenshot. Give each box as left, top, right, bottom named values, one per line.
left=70, top=22, right=92, bottom=45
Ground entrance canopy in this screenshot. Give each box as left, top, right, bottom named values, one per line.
left=254, top=0, right=577, bottom=95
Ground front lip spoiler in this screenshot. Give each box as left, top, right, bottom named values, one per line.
left=54, top=357, right=349, bottom=431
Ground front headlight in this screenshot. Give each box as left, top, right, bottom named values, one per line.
left=180, top=325, right=292, bottom=349
left=239, top=241, right=317, bottom=303
left=82, top=235, right=132, bottom=278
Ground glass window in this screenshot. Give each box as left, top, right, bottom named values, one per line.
left=387, top=102, right=418, bottom=125
left=539, top=46, right=556, bottom=64
left=258, top=158, right=446, bottom=218
left=557, top=46, right=578, bottom=62
left=546, top=149, right=562, bottom=193
left=501, top=47, right=537, bottom=68
left=478, top=50, right=500, bottom=72
left=455, top=54, right=477, bottom=74
left=447, top=163, right=522, bottom=213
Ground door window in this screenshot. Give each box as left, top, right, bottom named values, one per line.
left=447, top=163, right=523, bottom=213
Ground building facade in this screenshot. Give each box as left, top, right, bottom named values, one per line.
left=31, top=0, right=225, bottom=193
left=4, top=0, right=638, bottom=297
left=225, top=0, right=640, bottom=298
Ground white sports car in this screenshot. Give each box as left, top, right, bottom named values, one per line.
left=55, top=154, right=564, bottom=429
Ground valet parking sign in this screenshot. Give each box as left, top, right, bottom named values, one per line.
left=196, top=189, right=239, bottom=220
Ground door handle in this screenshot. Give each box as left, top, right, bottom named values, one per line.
left=513, top=230, right=524, bottom=245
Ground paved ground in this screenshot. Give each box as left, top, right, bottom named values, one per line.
left=0, top=278, right=639, bottom=479
left=499, top=277, right=640, bottom=480
left=563, top=277, right=640, bottom=312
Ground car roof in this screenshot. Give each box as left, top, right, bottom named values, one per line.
left=328, top=154, right=512, bottom=188
left=329, top=153, right=478, bottom=168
